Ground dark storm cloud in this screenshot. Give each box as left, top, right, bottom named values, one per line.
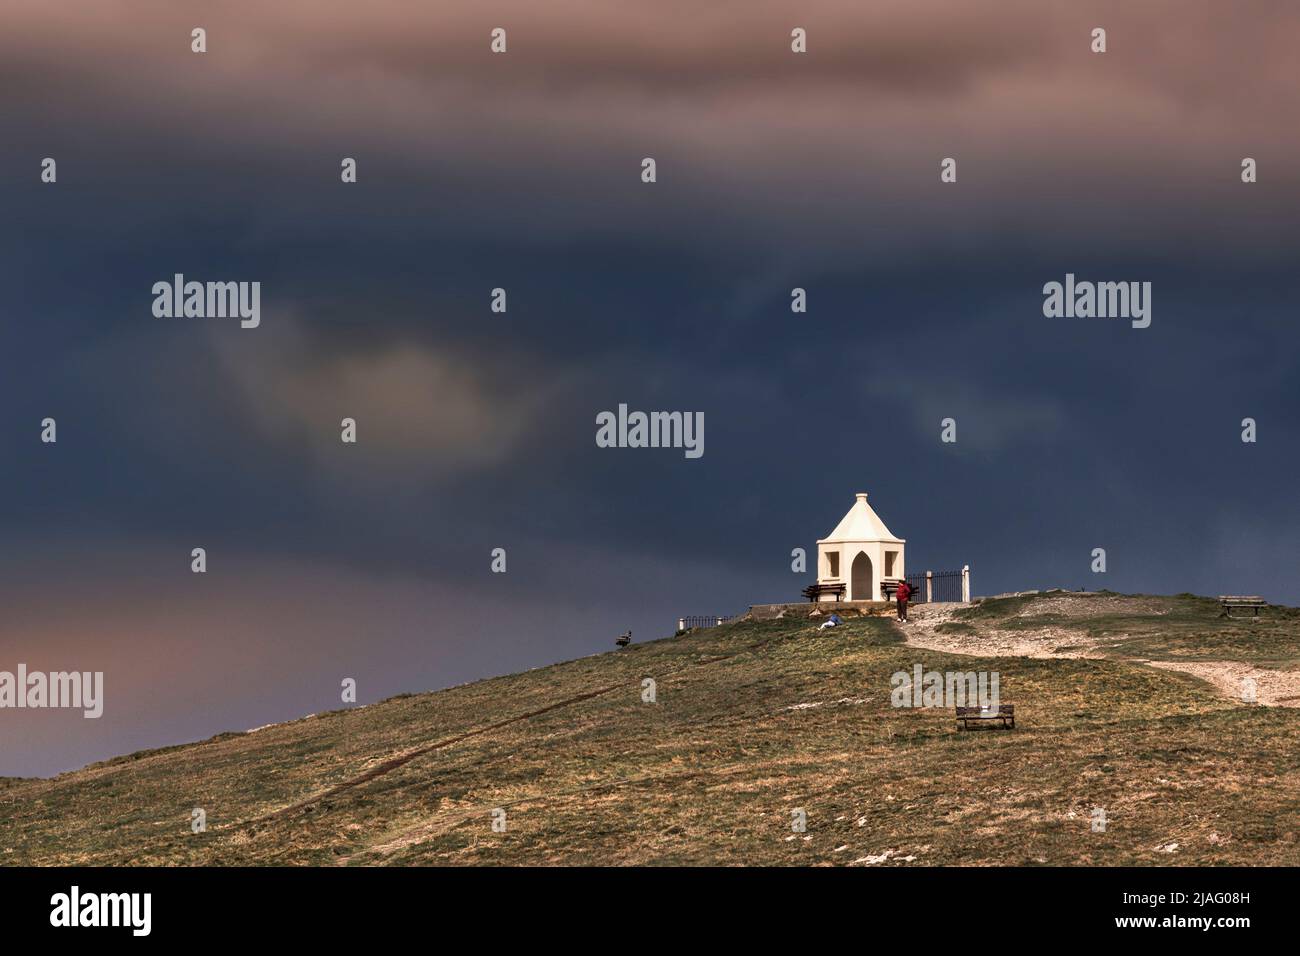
left=3, top=1, right=1299, bottom=776
left=5, top=0, right=1300, bottom=258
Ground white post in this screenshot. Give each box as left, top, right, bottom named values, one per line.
left=716, top=616, right=723, bottom=626
left=678, top=617, right=685, bottom=632
left=961, top=565, right=971, bottom=603
left=925, top=570, right=933, bottom=603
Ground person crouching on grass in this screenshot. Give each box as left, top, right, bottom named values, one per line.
left=895, top=580, right=912, bottom=622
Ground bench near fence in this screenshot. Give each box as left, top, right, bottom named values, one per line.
left=880, top=580, right=917, bottom=601
left=799, top=568, right=970, bottom=604
left=801, top=582, right=845, bottom=602
left=955, top=704, right=1015, bottom=730
left=1219, top=595, right=1267, bottom=618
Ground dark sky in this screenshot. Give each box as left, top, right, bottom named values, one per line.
left=3, top=1, right=1298, bottom=776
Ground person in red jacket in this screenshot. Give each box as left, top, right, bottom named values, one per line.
left=895, top=580, right=912, bottom=622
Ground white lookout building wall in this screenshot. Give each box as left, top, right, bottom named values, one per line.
left=816, top=492, right=905, bottom=602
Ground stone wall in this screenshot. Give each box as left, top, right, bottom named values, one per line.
left=748, top=600, right=890, bottom=621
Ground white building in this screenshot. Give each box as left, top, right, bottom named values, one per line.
left=815, top=492, right=905, bottom=602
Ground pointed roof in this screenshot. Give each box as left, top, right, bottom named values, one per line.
left=818, top=492, right=904, bottom=544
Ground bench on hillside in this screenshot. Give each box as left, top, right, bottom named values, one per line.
left=1219, top=595, right=1267, bottom=618
left=955, top=704, right=1015, bottom=730
left=802, top=582, right=845, bottom=602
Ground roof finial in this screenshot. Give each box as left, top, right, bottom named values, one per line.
left=856, top=492, right=868, bottom=501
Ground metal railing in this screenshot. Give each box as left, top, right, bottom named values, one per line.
left=678, top=615, right=739, bottom=631
left=906, top=568, right=969, bottom=603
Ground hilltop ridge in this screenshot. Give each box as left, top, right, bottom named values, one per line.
left=2, top=591, right=1298, bottom=866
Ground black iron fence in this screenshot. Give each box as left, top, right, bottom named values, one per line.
left=679, top=615, right=740, bottom=631
left=906, top=570, right=964, bottom=603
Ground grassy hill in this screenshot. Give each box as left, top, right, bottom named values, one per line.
left=2, top=592, right=1298, bottom=866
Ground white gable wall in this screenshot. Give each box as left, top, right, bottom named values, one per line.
left=814, top=493, right=906, bottom=602
left=817, top=541, right=903, bottom=600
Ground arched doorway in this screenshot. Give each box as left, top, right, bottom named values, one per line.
left=851, top=551, right=873, bottom=601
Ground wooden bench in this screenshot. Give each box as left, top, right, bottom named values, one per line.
left=1219, top=595, right=1267, bottom=618
left=802, top=582, right=845, bottom=602
left=955, top=704, right=1015, bottom=730
left=880, top=580, right=909, bottom=601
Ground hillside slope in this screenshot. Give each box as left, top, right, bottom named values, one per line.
left=908, top=591, right=1300, bottom=706
left=3, top=592, right=1299, bottom=866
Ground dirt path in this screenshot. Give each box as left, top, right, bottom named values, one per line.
left=1143, top=660, right=1300, bottom=708
left=901, top=603, right=1300, bottom=708
left=903, top=602, right=1105, bottom=660
left=247, top=679, right=633, bottom=825
left=241, top=631, right=789, bottom=829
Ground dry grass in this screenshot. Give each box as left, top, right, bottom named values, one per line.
left=2, top=594, right=1298, bottom=866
